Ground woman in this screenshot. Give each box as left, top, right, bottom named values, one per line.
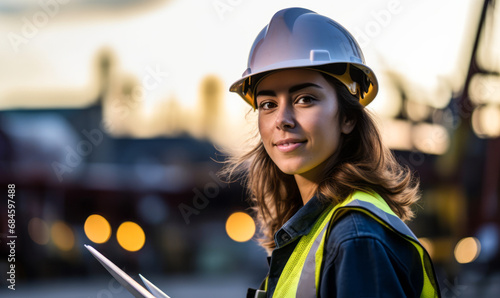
left=224, top=7, right=440, bottom=297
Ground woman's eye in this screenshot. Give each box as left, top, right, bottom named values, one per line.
left=259, top=101, right=277, bottom=110
left=296, top=96, right=315, bottom=104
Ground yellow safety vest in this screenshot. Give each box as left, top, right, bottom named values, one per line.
left=258, top=190, right=440, bottom=298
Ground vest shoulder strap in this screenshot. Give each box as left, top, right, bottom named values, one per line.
left=326, top=191, right=418, bottom=242
left=321, top=191, right=440, bottom=298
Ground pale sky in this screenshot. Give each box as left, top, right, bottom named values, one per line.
left=0, top=0, right=489, bottom=144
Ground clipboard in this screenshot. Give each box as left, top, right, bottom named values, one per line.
left=85, top=244, right=170, bottom=298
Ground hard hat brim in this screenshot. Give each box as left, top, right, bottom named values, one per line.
left=230, top=62, right=378, bottom=109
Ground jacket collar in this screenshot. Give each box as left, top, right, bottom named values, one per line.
left=274, top=195, right=330, bottom=248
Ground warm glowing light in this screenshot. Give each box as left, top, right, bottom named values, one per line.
left=406, top=100, right=431, bottom=122
left=51, top=221, right=75, bottom=251
left=412, top=123, right=449, bottom=155
left=380, top=119, right=412, bottom=151
left=368, top=75, right=402, bottom=118
left=225, top=212, right=256, bottom=242
left=454, top=237, right=480, bottom=264
left=28, top=217, right=50, bottom=245
left=84, top=214, right=112, bottom=244
left=116, top=221, right=145, bottom=252
left=418, top=237, right=434, bottom=258
left=472, top=105, right=500, bottom=138
left=469, top=74, right=500, bottom=105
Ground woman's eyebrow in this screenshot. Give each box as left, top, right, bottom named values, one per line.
left=289, top=82, right=322, bottom=93
left=256, top=90, right=276, bottom=98
left=256, top=82, right=322, bottom=98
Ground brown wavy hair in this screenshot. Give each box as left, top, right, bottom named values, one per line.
left=221, top=72, right=420, bottom=253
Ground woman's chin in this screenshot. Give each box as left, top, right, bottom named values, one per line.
left=279, top=169, right=297, bottom=175
left=277, top=164, right=306, bottom=176
left=276, top=161, right=325, bottom=180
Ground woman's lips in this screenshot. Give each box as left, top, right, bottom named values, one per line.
left=275, top=139, right=306, bottom=153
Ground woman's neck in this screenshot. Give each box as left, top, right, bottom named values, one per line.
left=294, top=174, right=319, bottom=205
left=294, top=157, right=335, bottom=204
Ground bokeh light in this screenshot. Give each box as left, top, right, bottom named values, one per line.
left=412, top=123, right=449, bottom=155
left=471, top=104, right=500, bottom=138
left=28, top=217, right=50, bottom=245
left=379, top=119, right=412, bottom=151
left=406, top=100, right=431, bottom=122
left=84, top=214, right=112, bottom=244
left=116, top=221, right=146, bottom=252
left=469, top=74, right=500, bottom=105
left=225, top=212, right=256, bottom=242
left=51, top=221, right=75, bottom=252
left=454, top=237, right=481, bottom=264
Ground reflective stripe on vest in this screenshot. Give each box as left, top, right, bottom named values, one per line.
left=272, top=190, right=440, bottom=297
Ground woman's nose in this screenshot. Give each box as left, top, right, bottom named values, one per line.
left=275, top=104, right=295, bottom=130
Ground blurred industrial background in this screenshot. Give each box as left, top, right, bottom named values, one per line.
left=0, top=0, right=499, bottom=297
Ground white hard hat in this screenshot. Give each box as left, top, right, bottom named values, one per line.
left=230, top=7, right=378, bottom=108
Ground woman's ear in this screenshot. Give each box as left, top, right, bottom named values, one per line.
left=341, top=116, right=356, bottom=134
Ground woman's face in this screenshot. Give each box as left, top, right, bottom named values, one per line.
left=255, top=68, right=354, bottom=181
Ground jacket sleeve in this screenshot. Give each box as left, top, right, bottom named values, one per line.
left=319, top=212, right=424, bottom=297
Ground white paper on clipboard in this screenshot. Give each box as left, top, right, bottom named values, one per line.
left=85, top=245, right=170, bottom=298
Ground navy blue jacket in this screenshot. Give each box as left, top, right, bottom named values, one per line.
left=261, top=195, right=424, bottom=297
